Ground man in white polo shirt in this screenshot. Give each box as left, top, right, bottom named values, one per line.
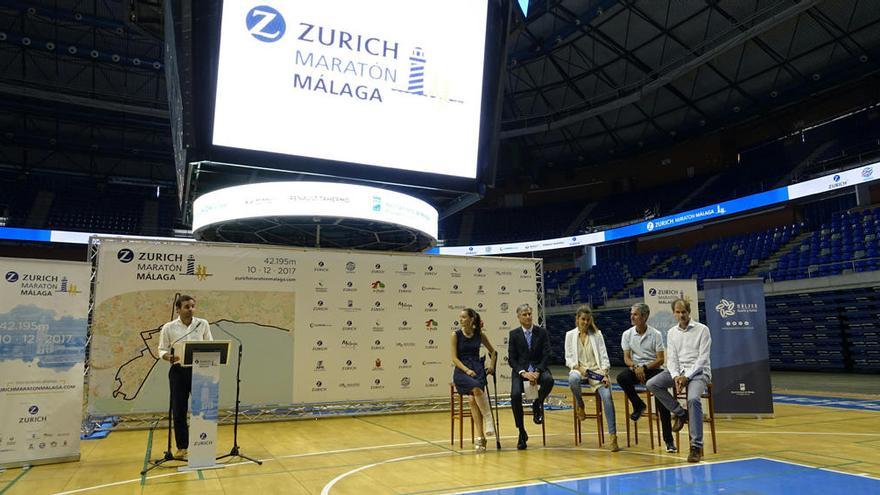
left=647, top=298, right=712, bottom=463
left=616, top=302, right=676, bottom=452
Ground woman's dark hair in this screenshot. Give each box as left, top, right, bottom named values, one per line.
left=463, top=307, right=482, bottom=337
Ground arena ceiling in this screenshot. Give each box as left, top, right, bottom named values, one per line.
left=1, top=0, right=880, bottom=212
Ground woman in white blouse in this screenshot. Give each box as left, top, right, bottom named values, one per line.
left=565, top=304, right=619, bottom=452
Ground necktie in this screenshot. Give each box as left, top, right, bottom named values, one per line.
left=525, top=330, right=534, bottom=372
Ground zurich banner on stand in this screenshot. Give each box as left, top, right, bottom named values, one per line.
left=0, top=257, right=89, bottom=467
left=705, top=278, right=774, bottom=416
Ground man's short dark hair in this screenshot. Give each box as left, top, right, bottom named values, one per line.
left=175, top=294, right=195, bottom=308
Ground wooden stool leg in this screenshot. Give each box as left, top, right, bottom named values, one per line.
left=625, top=398, right=631, bottom=447
left=450, top=386, right=455, bottom=446
left=708, top=390, right=717, bottom=454
left=646, top=391, right=654, bottom=450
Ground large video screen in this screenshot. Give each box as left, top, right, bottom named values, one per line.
left=212, top=0, right=490, bottom=179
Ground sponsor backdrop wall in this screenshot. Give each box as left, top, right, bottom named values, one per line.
left=642, top=279, right=700, bottom=342
left=704, top=279, right=773, bottom=416
left=88, top=238, right=539, bottom=415
left=0, top=257, right=89, bottom=467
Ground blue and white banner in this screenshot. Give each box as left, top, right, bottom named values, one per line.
left=187, top=352, right=221, bottom=470
left=0, top=258, right=89, bottom=467
left=704, top=278, right=773, bottom=416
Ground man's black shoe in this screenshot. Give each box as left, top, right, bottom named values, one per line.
left=532, top=399, right=544, bottom=424
left=672, top=413, right=687, bottom=432
left=517, top=429, right=528, bottom=450
left=629, top=402, right=647, bottom=422
left=687, top=446, right=703, bottom=463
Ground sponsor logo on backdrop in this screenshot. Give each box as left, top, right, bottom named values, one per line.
left=422, top=360, right=442, bottom=366
left=371, top=280, right=385, bottom=291
left=371, top=263, right=384, bottom=274
left=246, top=5, right=286, bottom=43
left=477, top=302, right=484, bottom=309
left=398, top=282, right=411, bottom=293
left=495, top=270, right=512, bottom=276
left=340, top=300, right=361, bottom=312
left=451, top=267, right=462, bottom=278
left=396, top=341, right=415, bottom=348
left=315, top=360, right=325, bottom=371
left=425, top=338, right=437, bottom=349
left=371, top=378, right=384, bottom=390
left=518, top=287, right=535, bottom=293
left=732, top=382, right=755, bottom=397
left=193, top=431, right=213, bottom=447
left=398, top=301, right=413, bottom=310
left=371, top=339, right=384, bottom=350
left=19, top=405, right=47, bottom=424
left=862, top=166, right=873, bottom=179
left=338, top=382, right=360, bottom=389
left=400, top=377, right=411, bottom=388
left=315, top=280, right=328, bottom=293
left=119, top=250, right=213, bottom=281
left=314, top=299, right=327, bottom=311
left=449, top=284, right=462, bottom=295
left=341, top=340, right=358, bottom=349
left=312, top=340, right=327, bottom=351
left=399, top=358, right=411, bottom=369
left=342, top=320, right=357, bottom=331
left=425, top=376, right=437, bottom=388
left=373, top=358, right=383, bottom=370
left=715, top=298, right=758, bottom=328
left=476, top=285, right=485, bottom=294
left=371, top=301, right=384, bottom=312
left=309, top=322, right=331, bottom=329
left=520, top=269, right=530, bottom=279
left=312, top=380, right=326, bottom=392
left=314, top=260, right=328, bottom=272
left=5, top=271, right=81, bottom=297
left=398, top=320, right=411, bottom=331
left=345, top=261, right=356, bottom=272
left=498, top=284, right=509, bottom=295
left=425, top=319, right=438, bottom=330
left=425, top=301, right=437, bottom=312
left=343, top=281, right=357, bottom=292
left=342, top=359, right=357, bottom=371
left=474, top=267, right=485, bottom=278
left=500, top=302, right=509, bottom=313
left=424, top=265, right=436, bottom=276
left=421, top=286, right=440, bottom=291
left=396, top=264, right=413, bottom=276
left=372, top=321, right=384, bottom=332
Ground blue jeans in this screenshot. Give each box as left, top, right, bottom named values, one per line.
left=568, top=370, right=616, bottom=435
left=647, top=370, right=710, bottom=448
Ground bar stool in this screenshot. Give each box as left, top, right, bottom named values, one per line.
left=673, top=383, right=718, bottom=454
left=623, top=386, right=655, bottom=449
left=573, top=389, right=605, bottom=446
left=449, top=383, right=474, bottom=448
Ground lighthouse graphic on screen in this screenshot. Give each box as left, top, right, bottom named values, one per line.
left=408, top=47, right=426, bottom=95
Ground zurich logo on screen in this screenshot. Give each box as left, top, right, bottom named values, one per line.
left=5, top=271, right=18, bottom=282
left=833, top=174, right=841, bottom=182
left=862, top=166, right=873, bottom=178
left=646, top=221, right=655, bottom=232
left=246, top=6, right=286, bottom=42
left=28, top=405, right=39, bottom=415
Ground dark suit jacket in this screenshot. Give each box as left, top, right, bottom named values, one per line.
left=508, top=326, right=551, bottom=375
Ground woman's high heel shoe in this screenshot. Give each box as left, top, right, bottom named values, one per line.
left=475, top=437, right=487, bottom=452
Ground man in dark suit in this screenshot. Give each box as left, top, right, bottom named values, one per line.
left=508, top=303, right=554, bottom=450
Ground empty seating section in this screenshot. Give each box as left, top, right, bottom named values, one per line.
left=767, top=208, right=880, bottom=281
left=655, top=224, right=801, bottom=289
left=47, top=187, right=142, bottom=235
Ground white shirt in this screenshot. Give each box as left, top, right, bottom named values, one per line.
left=157, top=317, right=213, bottom=360
left=564, top=328, right=610, bottom=373
left=621, top=325, right=664, bottom=366
left=666, top=319, right=712, bottom=380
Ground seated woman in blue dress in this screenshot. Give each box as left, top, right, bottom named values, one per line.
left=451, top=308, right=498, bottom=452
left=565, top=304, right=620, bottom=452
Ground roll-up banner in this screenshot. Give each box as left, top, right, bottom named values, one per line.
left=642, top=279, right=699, bottom=344
left=88, top=237, right=540, bottom=415
left=704, top=278, right=774, bottom=417
left=0, top=257, right=89, bottom=467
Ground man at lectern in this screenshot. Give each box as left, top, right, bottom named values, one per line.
left=157, top=294, right=213, bottom=458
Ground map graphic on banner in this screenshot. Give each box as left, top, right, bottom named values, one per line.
left=0, top=258, right=89, bottom=467
left=89, top=290, right=293, bottom=414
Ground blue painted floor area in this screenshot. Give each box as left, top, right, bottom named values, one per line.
left=772, top=393, right=880, bottom=411
left=458, top=458, right=878, bottom=495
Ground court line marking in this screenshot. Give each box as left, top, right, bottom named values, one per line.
left=320, top=452, right=454, bottom=495
left=758, top=456, right=879, bottom=479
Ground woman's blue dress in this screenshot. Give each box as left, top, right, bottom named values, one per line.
left=452, top=329, right=487, bottom=395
